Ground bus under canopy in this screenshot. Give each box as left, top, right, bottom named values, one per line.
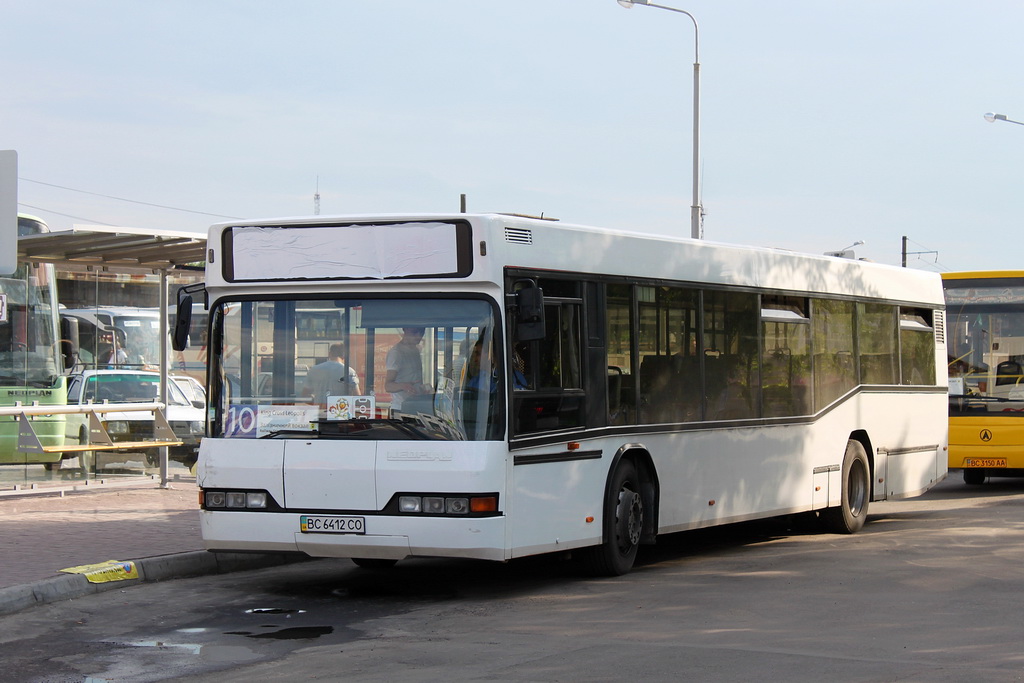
left=0, top=215, right=65, bottom=466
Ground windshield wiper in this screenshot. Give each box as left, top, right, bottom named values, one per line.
left=252, top=418, right=454, bottom=441
left=950, top=394, right=1020, bottom=402
left=259, top=429, right=318, bottom=439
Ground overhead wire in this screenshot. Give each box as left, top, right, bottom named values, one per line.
left=16, top=202, right=118, bottom=226
left=19, top=177, right=240, bottom=219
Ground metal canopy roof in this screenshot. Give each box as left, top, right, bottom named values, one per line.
left=17, top=225, right=207, bottom=274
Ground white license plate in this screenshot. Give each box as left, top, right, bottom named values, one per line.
left=300, top=515, right=365, bottom=534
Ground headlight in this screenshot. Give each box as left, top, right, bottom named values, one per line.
left=105, top=421, right=129, bottom=435
left=171, top=421, right=205, bottom=436
left=201, top=489, right=271, bottom=510
left=395, top=494, right=498, bottom=516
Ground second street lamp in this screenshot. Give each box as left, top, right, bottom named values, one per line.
left=984, top=112, right=1024, bottom=127
left=618, top=0, right=702, bottom=239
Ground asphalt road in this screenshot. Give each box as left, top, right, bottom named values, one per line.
left=4, top=473, right=1024, bottom=682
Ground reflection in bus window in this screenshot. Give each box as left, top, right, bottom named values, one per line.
left=210, top=297, right=501, bottom=441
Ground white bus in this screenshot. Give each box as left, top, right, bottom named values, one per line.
left=183, top=214, right=948, bottom=575
left=60, top=306, right=162, bottom=371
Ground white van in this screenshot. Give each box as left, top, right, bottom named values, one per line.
left=64, top=369, right=204, bottom=468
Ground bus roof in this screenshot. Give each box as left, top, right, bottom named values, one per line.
left=942, top=270, right=1024, bottom=281
left=205, top=213, right=944, bottom=306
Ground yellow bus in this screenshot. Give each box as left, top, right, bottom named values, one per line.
left=943, top=271, right=1024, bottom=484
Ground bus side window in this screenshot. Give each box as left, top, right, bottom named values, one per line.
left=513, top=300, right=585, bottom=435
left=68, top=377, right=82, bottom=403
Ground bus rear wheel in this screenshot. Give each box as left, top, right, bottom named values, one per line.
left=822, top=439, right=870, bottom=534
left=351, top=558, right=398, bottom=569
left=579, top=459, right=643, bottom=576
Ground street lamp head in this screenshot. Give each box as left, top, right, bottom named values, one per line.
left=617, top=0, right=649, bottom=6
left=984, top=112, right=1007, bottom=123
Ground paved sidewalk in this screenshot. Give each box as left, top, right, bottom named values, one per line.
left=0, top=479, right=302, bottom=615
left=0, top=481, right=202, bottom=588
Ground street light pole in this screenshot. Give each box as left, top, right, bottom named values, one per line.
left=618, top=0, right=702, bottom=239
left=984, top=112, right=1024, bottom=127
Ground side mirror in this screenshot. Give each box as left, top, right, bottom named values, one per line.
left=59, top=315, right=79, bottom=372
left=514, top=281, right=545, bottom=342
left=172, top=293, right=193, bottom=352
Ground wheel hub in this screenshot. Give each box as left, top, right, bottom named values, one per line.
left=617, top=489, right=643, bottom=547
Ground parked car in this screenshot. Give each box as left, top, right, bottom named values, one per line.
left=64, top=369, right=205, bottom=468
left=171, top=374, right=207, bottom=409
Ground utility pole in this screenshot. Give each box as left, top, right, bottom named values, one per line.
left=902, top=236, right=938, bottom=267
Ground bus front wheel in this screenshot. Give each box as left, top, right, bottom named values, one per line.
left=963, top=468, right=986, bottom=485
left=77, top=428, right=95, bottom=477
left=579, top=459, right=643, bottom=576
left=822, top=439, right=870, bottom=534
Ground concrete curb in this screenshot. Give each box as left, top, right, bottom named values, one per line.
left=0, top=551, right=307, bottom=617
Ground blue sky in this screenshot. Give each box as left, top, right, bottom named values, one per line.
left=3, top=1, right=1022, bottom=271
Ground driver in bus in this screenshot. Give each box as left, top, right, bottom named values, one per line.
left=464, top=338, right=527, bottom=391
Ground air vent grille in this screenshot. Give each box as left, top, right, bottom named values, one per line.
left=504, top=227, right=533, bottom=245
left=933, top=309, right=945, bottom=345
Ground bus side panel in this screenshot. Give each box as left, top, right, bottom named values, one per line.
left=651, top=426, right=826, bottom=532
left=866, top=392, right=948, bottom=499
left=886, top=447, right=941, bottom=499
left=506, top=392, right=947, bottom=553
left=508, top=453, right=608, bottom=558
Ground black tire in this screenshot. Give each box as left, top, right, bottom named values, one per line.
left=351, top=558, right=398, bottom=569
left=78, top=428, right=95, bottom=477
left=822, top=440, right=870, bottom=534
left=579, top=459, right=644, bottom=576
left=145, top=449, right=160, bottom=468
left=963, top=468, right=986, bottom=485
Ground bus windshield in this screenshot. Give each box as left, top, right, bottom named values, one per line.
left=0, top=264, right=60, bottom=386
left=110, top=313, right=162, bottom=367
left=208, top=297, right=501, bottom=441
left=945, top=282, right=1024, bottom=412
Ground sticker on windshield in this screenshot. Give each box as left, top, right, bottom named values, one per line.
left=326, top=395, right=375, bottom=420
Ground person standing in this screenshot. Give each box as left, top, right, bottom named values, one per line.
left=303, top=343, right=360, bottom=404
left=385, top=327, right=428, bottom=412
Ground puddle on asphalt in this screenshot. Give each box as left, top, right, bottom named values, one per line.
left=244, top=607, right=307, bottom=615
left=228, top=606, right=332, bottom=640
left=114, top=637, right=266, bottom=665
left=242, top=626, right=334, bottom=640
